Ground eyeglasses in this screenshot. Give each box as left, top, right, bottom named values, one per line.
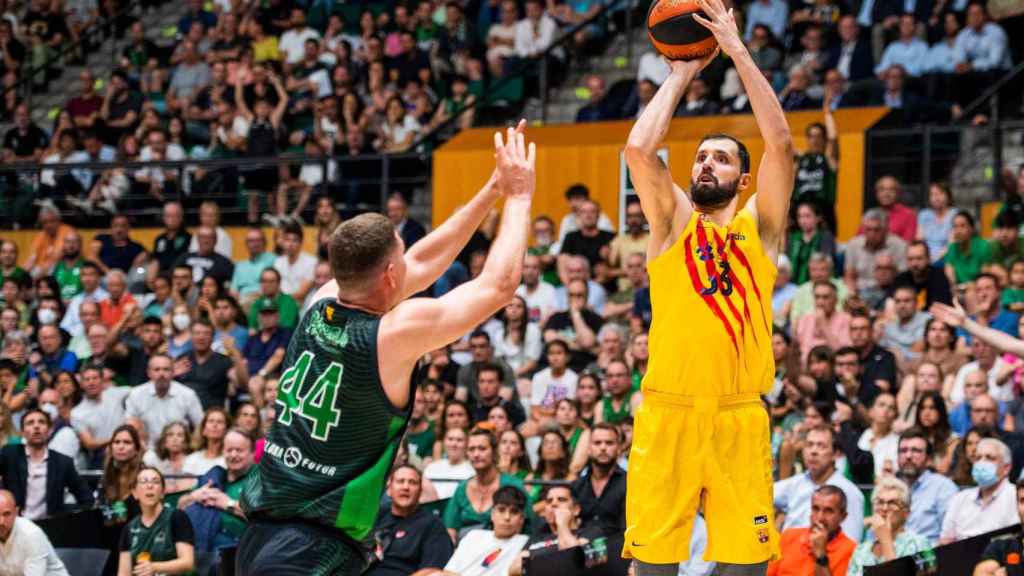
left=871, top=499, right=904, bottom=510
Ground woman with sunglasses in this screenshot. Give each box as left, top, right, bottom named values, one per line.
left=117, top=466, right=196, bottom=576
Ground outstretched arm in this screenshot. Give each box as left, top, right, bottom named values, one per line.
left=931, top=300, right=1024, bottom=357
left=398, top=122, right=529, bottom=298
left=623, top=55, right=714, bottom=257
left=696, top=0, right=794, bottom=258
left=381, top=126, right=536, bottom=364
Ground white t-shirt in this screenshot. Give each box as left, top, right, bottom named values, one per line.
left=424, top=458, right=475, bottom=500
left=951, top=359, right=1014, bottom=404
left=182, top=450, right=225, bottom=476
left=188, top=226, right=234, bottom=260
left=857, top=428, right=899, bottom=478
left=0, top=517, right=70, bottom=576
left=941, top=480, right=1019, bottom=542
left=486, top=322, right=543, bottom=373
left=515, top=282, right=558, bottom=325
left=274, top=252, right=318, bottom=296
left=530, top=367, right=578, bottom=409
left=278, top=27, right=322, bottom=64
left=445, top=530, right=528, bottom=576
left=48, top=426, right=81, bottom=467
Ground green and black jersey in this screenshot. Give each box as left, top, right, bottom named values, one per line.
left=241, top=299, right=411, bottom=545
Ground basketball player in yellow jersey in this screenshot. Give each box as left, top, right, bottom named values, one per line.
left=621, top=0, right=794, bottom=574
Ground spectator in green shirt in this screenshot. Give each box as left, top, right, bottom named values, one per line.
left=52, top=232, right=87, bottom=302
left=246, top=268, right=298, bottom=329
left=987, top=212, right=1024, bottom=272
left=945, top=211, right=991, bottom=286
left=444, top=428, right=528, bottom=541
left=230, top=228, right=275, bottom=304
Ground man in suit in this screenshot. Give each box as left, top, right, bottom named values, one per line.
left=386, top=192, right=427, bottom=249
left=826, top=15, right=875, bottom=82
left=0, top=408, right=93, bottom=520
left=867, top=65, right=961, bottom=125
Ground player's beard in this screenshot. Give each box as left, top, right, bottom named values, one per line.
left=690, top=174, right=739, bottom=211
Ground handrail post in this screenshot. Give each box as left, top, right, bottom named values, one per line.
left=993, top=121, right=1003, bottom=205
left=625, top=0, right=633, bottom=64
left=539, top=57, right=548, bottom=124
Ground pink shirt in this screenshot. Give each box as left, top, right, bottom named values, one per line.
left=795, top=310, right=853, bottom=361
left=887, top=203, right=918, bottom=242
left=857, top=203, right=917, bottom=243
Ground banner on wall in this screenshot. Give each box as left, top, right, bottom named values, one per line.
left=619, top=148, right=668, bottom=227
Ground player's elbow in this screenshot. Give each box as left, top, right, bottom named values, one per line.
left=623, top=142, right=655, bottom=164
left=766, top=130, right=795, bottom=156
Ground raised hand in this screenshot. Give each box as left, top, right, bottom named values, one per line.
left=692, top=0, right=745, bottom=59
left=493, top=120, right=536, bottom=200
left=666, top=47, right=720, bottom=77
left=930, top=300, right=966, bottom=328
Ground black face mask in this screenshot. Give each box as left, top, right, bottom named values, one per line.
left=690, top=174, right=740, bottom=210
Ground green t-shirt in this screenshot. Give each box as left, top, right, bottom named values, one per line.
left=945, top=237, right=991, bottom=284
left=53, top=258, right=85, bottom=301
left=0, top=266, right=29, bottom=290
left=221, top=466, right=254, bottom=537
left=406, top=421, right=435, bottom=461
left=248, top=293, right=299, bottom=329
left=1003, top=287, right=1024, bottom=309
left=987, top=237, right=1024, bottom=271
left=443, top=474, right=527, bottom=532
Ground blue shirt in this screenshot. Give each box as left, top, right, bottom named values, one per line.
left=922, top=40, right=957, bottom=74
left=28, top=349, right=79, bottom=379
left=213, top=325, right=249, bottom=355
left=774, top=469, right=866, bottom=542
left=230, top=252, right=276, bottom=297
left=875, top=38, right=930, bottom=76
left=905, top=470, right=959, bottom=544
left=960, top=308, right=1020, bottom=342
left=917, top=208, right=957, bottom=261
left=953, top=23, right=1012, bottom=71
left=554, top=280, right=607, bottom=314
left=949, top=400, right=1007, bottom=436
left=744, top=0, right=788, bottom=41
left=243, top=328, right=292, bottom=375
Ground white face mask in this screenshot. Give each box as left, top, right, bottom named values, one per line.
left=37, top=308, right=57, bottom=325
left=172, top=313, right=191, bottom=331
left=40, top=403, right=59, bottom=421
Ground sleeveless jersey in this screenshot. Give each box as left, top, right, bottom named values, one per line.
left=644, top=208, right=777, bottom=397
left=241, top=299, right=411, bottom=544
left=601, top=390, right=635, bottom=424
left=123, top=506, right=178, bottom=564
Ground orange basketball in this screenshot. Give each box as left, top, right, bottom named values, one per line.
left=647, top=0, right=718, bottom=61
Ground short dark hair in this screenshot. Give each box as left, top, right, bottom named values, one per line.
left=80, top=261, right=102, bottom=275
left=21, top=407, right=51, bottom=428
left=390, top=463, right=422, bottom=481
left=814, top=485, right=847, bottom=513
left=545, top=339, right=570, bottom=356
left=834, top=346, right=860, bottom=360
left=808, top=345, right=833, bottom=364
left=805, top=122, right=826, bottom=137
left=698, top=133, right=751, bottom=174
left=899, top=426, right=934, bottom=456
left=142, top=316, right=163, bottom=327
left=492, top=485, right=527, bottom=512
left=281, top=221, right=304, bottom=241
left=591, top=421, right=622, bottom=442
left=469, top=330, right=491, bottom=344
left=477, top=362, right=503, bottom=383
left=329, top=213, right=399, bottom=289
left=976, top=272, right=999, bottom=287
left=564, top=184, right=590, bottom=200
left=0, top=359, right=18, bottom=374
left=260, top=267, right=281, bottom=282
left=907, top=240, right=930, bottom=256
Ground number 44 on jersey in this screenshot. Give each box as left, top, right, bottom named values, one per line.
left=276, top=351, right=342, bottom=441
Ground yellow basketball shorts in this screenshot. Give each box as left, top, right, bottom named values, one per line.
left=622, top=390, right=779, bottom=565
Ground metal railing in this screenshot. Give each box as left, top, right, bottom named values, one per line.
left=2, top=0, right=148, bottom=111
left=0, top=151, right=431, bottom=225
left=864, top=119, right=1024, bottom=214
left=413, top=0, right=642, bottom=150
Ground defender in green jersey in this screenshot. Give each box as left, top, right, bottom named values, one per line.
left=238, top=123, right=537, bottom=575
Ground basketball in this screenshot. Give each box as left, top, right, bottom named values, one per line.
left=647, top=0, right=719, bottom=61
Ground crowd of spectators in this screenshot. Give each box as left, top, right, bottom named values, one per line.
left=0, top=0, right=1019, bottom=230
left=6, top=160, right=1024, bottom=576
left=576, top=0, right=1019, bottom=125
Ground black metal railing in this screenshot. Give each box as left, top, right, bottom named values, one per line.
left=413, top=0, right=642, bottom=150
left=864, top=119, right=1024, bottom=214
left=0, top=151, right=431, bottom=226
left=2, top=0, right=149, bottom=111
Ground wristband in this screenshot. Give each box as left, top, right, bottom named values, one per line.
left=815, top=554, right=829, bottom=567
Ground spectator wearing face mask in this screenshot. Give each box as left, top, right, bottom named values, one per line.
left=940, top=437, right=1018, bottom=544
left=974, top=479, right=1024, bottom=576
